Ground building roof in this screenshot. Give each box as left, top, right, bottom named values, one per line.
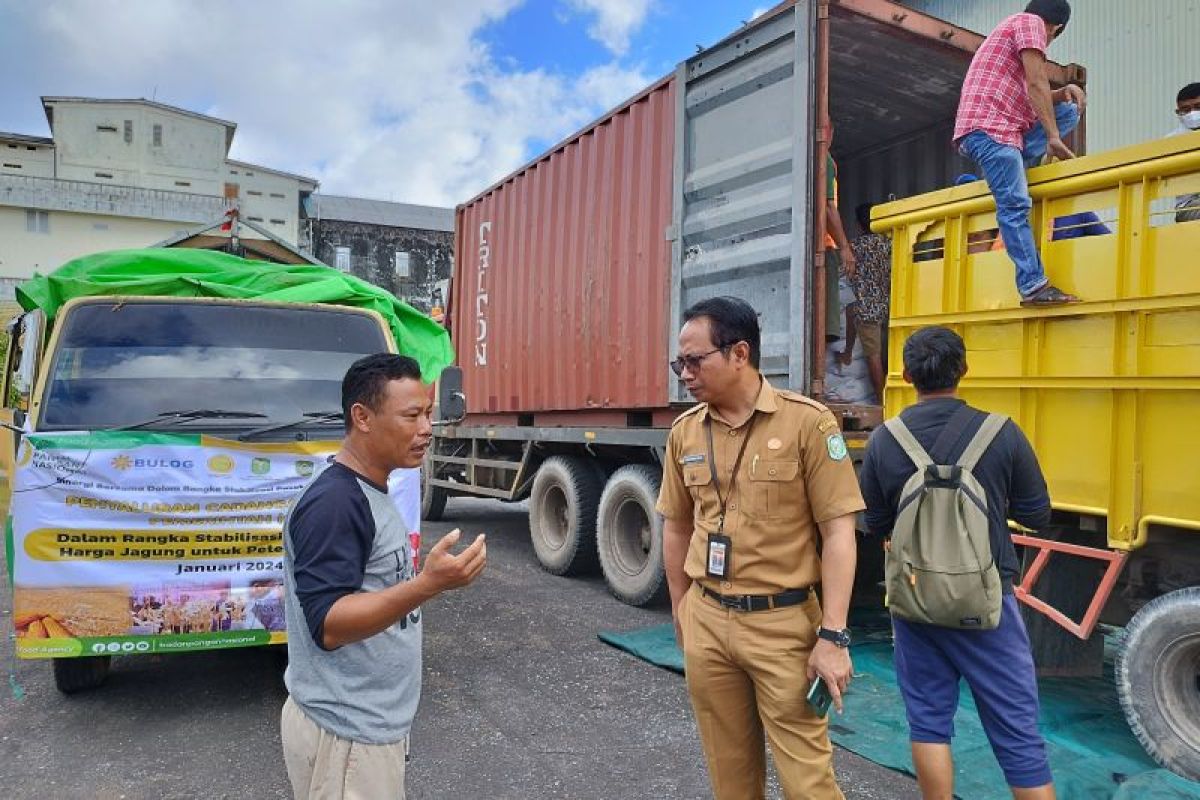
left=42, top=96, right=238, bottom=153
left=153, top=215, right=326, bottom=266
left=227, top=159, right=318, bottom=190
left=311, top=194, right=454, bottom=232
left=0, top=131, right=54, bottom=147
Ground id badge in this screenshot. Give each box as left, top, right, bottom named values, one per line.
left=706, top=534, right=731, bottom=579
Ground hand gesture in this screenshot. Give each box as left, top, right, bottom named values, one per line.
left=1046, top=137, right=1075, bottom=162
left=807, top=639, right=853, bottom=713
left=422, top=529, right=487, bottom=592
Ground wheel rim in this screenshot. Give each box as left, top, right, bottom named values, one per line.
left=610, top=494, right=651, bottom=576
left=541, top=485, right=570, bottom=551
left=1152, top=631, right=1200, bottom=754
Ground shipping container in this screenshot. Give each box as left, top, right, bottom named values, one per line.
left=428, top=0, right=1085, bottom=603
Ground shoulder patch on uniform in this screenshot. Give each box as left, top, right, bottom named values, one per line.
left=670, top=403, right=707, bottom=428
left=776, top=389, right=829, bottom=413
left=817, top=412, right=840, bottom=433
left=826, top=433, right=849, bottom=461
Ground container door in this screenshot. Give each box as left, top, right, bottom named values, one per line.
left=668, top=1, right=817, bottom=402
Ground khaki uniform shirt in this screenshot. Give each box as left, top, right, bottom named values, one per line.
left=656, top=380, right=865, bottom=595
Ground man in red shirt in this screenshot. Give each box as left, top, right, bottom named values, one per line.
left=954, top=0, right=1085, bottom=308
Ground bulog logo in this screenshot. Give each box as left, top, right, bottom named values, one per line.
left=476, top=221, right=492, bottom=367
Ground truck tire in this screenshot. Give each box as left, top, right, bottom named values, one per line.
left=421, top=459, right=448, bottom=522
left=52, top=656, right=111, bottom=694
left=597, top=465, right=667, bottom=606
left=1116, top=586, right=1200, bottom=781
left=529, top=456, right=603, bottom=576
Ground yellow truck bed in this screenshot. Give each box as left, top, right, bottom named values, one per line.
left=874, top=133, right=1200, bottom=551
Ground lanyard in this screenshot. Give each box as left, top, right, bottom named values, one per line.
left=704, top=411, right=757, bottom=535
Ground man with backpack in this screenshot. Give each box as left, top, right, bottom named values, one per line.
left=858, top=326, right=1055, bottom=800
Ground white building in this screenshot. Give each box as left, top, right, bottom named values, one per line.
left=0, top=97, right=318, bottom=298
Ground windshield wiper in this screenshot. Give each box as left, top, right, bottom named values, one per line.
left=115, top=409, right=269, bottom=432
left=237, top=410, right=344, bottom=441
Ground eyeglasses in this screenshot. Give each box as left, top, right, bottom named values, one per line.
left=670, top=347, right=726, bottom=377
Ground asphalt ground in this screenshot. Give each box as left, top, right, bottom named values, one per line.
left=1, top=498, right=920, bottom=799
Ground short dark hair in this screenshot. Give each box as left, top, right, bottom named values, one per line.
left=1178, top=83, right=1200, bottom=105
left=855, top=203, right=874, bottom=232
left=341, top=353, right=423, bottom=429
left=1025, top=0, right=1070, bottom=30
left=682, top=296, right=761, bottom=369
left=902, top=327, right=966, bottom=394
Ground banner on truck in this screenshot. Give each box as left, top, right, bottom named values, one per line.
left=8, top=431, right=419, bottom=659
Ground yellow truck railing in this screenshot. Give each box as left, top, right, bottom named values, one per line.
left=874, top=133, right=1200, bottom=552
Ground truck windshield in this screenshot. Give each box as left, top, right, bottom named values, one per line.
left=38, top=301, right=390, bottom=431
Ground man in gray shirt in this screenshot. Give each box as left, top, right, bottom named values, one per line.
left=281, top=353, right=486, bottom=799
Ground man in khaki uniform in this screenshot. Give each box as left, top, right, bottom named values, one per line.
left=658, top=296, right=863, bottom=800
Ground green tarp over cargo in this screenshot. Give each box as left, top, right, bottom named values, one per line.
left=15, top=248, right=454, bottom=381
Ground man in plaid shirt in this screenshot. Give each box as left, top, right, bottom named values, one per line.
left=954, top=0, right=1085, bottom=308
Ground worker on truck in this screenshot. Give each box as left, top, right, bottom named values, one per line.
left=953, top=0, right=1086, bottom=308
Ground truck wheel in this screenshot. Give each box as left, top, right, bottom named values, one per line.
left=529, top=456, right=603, bottom=575
left=597, top=465, right=667, bottom=606
left=1116, top=586, right=1200, bottom=781
left=421, top=459, right=448, bottom=522
left=52, top=656, right=111, bottom=694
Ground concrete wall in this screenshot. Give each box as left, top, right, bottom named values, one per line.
left=0, top=141, right=54, bottom=178
left=226, top=163, right=306, bottom=246
left=49, top=101, right=228, bottom=195
left=0, top=206, right=189, bottom=289
left=311, top=219, right=453, bottom=310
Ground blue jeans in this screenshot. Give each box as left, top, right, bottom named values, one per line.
left=960, top=102, right=1080, bottom=297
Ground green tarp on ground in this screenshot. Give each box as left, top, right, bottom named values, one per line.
left=598, top=622, right=1200, bottom=798
left=15, top=248, right=454, bottom=381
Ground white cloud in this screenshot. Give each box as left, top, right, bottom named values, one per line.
left=0, top=0, right=653, bottom=207
left=751, top=6, right=769, bottom=20
left=565, top=0, right=655, bottom=56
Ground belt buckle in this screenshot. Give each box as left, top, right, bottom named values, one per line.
left=718, top=593, right=742, bottom=611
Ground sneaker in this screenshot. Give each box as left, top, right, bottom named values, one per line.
left=1020, top=284, right=1080, bottom=307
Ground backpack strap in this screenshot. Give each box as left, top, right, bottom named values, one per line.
left=956, top=413, right=1009, bottom=471
left=929, top=404, right=980, bottom=464
left=884, top=416, right=933, bottom=469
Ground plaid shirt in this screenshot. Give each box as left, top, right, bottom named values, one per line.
left=953, top=13, right=1046, bottom=149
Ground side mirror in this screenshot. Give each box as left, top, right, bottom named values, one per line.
left=434, top=366, right=466, bottom=426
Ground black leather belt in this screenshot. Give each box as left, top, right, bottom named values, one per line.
left=701, top=586, right=810, bottom=612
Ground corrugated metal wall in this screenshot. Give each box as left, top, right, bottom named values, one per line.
left=903, top=0, right=1199, bottom=154
left=454, top=81, right=676, bottom=415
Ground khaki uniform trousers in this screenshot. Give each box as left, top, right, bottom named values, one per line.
left=681, top=583, right=843, bottom=800
left=281, top=696, right=408, bottom=800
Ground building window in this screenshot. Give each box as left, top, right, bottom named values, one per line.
left=246, top=216, right=264, bottom=223
left=270, top=218, right=286, bottom=225
left=175, top=180, right=191, bottom=187
left=335, top=246, right=351, bottom=272
left=153, top=124, right=163, bottom=147
left=270, top=192, right=285, bottom=199
left=394, top=251, right=411, bottom=279
left=93, top=222, right=109, bottom=231
left=25, top=209, right=49, bottom=234
left=229, top=169, right=239, bottom=175
left=124, top=120, right=133, bottom=143
left=247, top=190, right=263, bottom=196
left=3, top=163, right=20, bottom=169
left=96, top=124, right=117, bottom=133
left=94, top=171, right=113, bottom=179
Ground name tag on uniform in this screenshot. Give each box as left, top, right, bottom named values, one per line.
left=681, top=453, right=706, bottom=465
left=706, top=534, right=731, bottom=579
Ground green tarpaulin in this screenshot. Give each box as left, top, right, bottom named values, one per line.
left=599, top=620, right=1200, bottom=798
left=15, top=248, right=454, bottom=381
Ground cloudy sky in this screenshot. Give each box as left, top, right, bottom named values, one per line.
left=0, top=0, right=773, bottom=207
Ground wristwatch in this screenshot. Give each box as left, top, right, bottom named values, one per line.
left=817, top=626, right=852, bottom=648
